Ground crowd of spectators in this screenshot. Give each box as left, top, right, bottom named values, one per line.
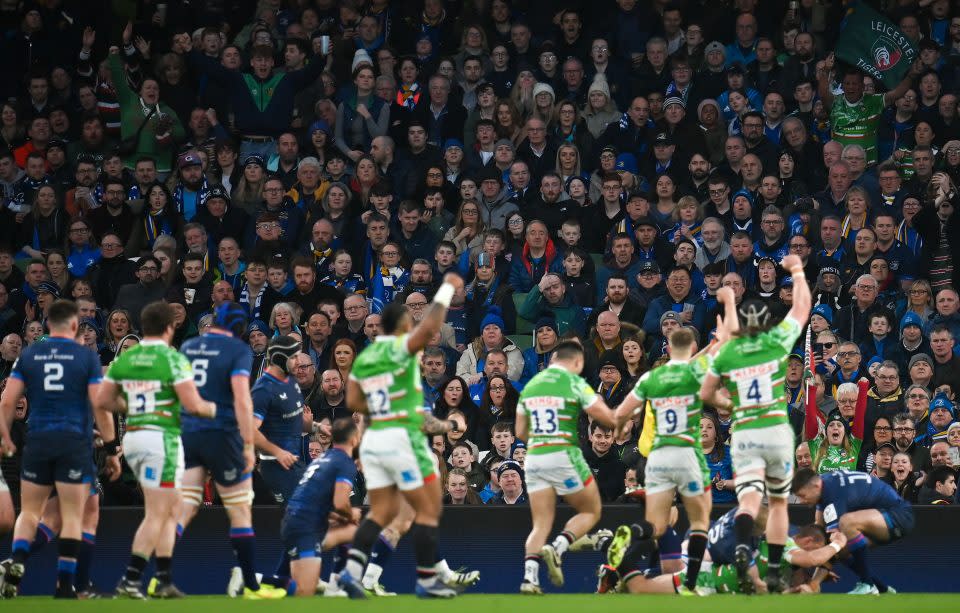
left=2, top=0, right=960, bottom=508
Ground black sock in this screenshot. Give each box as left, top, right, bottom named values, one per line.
left=125, top=553, right=149, bottom=583
left=631, top=520, right=654, bottom=540
left=619, top=537, right=655, bottom=574
left=351, top=519, right=382, bottom=558
left=155, top=556, right=172, bottom=585
left=872, top=575, right=889, bottom=593
left=56, top=538, right=80, bottom=593
left=411, top=524, right=438, bottom=580
left=734, top=513, right=755, bottom=547
left=685, top=531, right=708, bottom=590
left=767, top=543, right=784, bottom=571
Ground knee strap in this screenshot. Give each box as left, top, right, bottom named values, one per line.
left=182, top=486, right=204, bottom=507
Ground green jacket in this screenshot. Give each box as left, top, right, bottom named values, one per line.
left=109, top=54, right=185, bottom=173
left=518, top=285, right=588, bottom=337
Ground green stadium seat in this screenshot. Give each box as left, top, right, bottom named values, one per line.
left=590, top=252, right=604, bottom=270
left=508, top=334, right=533, bottom=350
left=513, top=292, right=534, bottom=333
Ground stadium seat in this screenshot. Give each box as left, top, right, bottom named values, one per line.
left=508, top=334, right=533, bottom=350
left=590, top=252, right=605, bottom=270
left=513, top=292, right=533, bottom=333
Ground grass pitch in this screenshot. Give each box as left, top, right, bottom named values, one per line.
left=0, top=594, right=953, bottom=612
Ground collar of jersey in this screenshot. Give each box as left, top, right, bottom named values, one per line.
left=204, top=329, right=232, bottom=337
left=264, top=371, right=288, bottom=384
left=140, top=339, right=167, bottom=347
left=666, top=359, right=687, bottom=365
left=375, top=334, right=398, bottom=341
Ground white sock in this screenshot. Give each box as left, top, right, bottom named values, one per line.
left=524, top=557, right=540, bottom=584
left=433, top=558, right=451, bottom=580
left=362, top=563, right=383, bottom=588
left=344, top=559, right=365, bottom=581
left=551, top=532, right=573, bottom=557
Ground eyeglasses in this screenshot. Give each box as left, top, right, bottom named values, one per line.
left=102, top=242, right=122, bottom=249
left=874, top=426, right=892, bottom=431
left=876, top=374, right=898, bottom=380
left=709, top=188, right=727, bottom=195
left=836, top=351, right=860, bottom=358
left=908, top=393, right=929, bottom=400
left=294, top=364, right=314, bottom=371
left=256, top=223, right=280, bottom=230
left=139, top=266, right=158, bottom=272
left=406, top=302, right=427, bottom=309
left=489, top=384, right=506, bottom=391
left=345, top=305, right=367, bottom=312
left=819, top=342, right=835, bottom=349
left=462, top=209, right=479, bottom=215
left=381, top=251, right=399, bottom=257
left=69, top=227, right=89, bottom=234
left=893, top=427, right=915, bottom=433
left=910, top=288, right=929, bottom=294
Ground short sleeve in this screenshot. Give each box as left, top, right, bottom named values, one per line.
left=574, top=375, right=599, bottom=407
left=231, top=344, right=253, bottom=378
left=690, top=354, right=712, bottom=383
left=766, top=316, right=802, bottom=352
left=251, top=385, right=271, bottom=421
left=391, top=335, right=412, bottom=361
left=103, top=358, right=119, bottom=383
left=631, top=372, right=650, bottom=402
left=708, top=346, right=727, bottom=377
left=171, top=351, right=194, bottom=385
left=336, top=458, right=356, bottom=487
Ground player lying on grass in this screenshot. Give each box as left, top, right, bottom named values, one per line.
left=609, top=290, right=737, bottom=594
left=792, top=468, right=913, bottom=594
left=594, top=507, right=845, bottom=594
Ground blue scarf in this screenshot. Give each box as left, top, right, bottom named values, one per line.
left=144, top=210, right=173, bottom=247
left=173, top=177, right=210, bottom=219
left=465, top=275, right=500, bottom=307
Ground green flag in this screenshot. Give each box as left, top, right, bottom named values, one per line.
left=834, top=1, right=917, bottom=88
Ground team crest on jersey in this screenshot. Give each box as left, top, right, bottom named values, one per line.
left=223, top=468, right=237, bottom=482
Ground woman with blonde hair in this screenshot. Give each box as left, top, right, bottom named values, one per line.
left=443, top=200, right=486, bottom=255
left=554, top=142, right=584, bottom=185
left=508, top=69, right=537, bottom=120
left=663, top=195, right=705, bottom=245
left=231, top=156, right=267, bottom=215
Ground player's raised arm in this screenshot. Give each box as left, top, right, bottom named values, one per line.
left=405, top=272, right=464, bottom=355
left=782, top=254, right=811, bottom=328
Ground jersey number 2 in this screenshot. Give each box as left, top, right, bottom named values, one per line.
left=43, top=362, right=64, bottom=392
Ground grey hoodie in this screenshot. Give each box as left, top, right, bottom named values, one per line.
left=478, top=185, right=519, bottom=231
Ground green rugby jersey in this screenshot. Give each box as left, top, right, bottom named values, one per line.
left=809, top=434, right=863, bottom=473
left=350, top=334, right=424, bottom=432
left=629, top=356, right=709, bottom=450
left=709, top=317, right=801, bottom=431
left=518, top=364, right=598, bottom=455
left=104, top=340, right=193, bottom=434
left=830, top=93, right=885, bottom=165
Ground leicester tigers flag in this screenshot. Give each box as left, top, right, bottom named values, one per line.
left=835, top=1, right=917, bottom=88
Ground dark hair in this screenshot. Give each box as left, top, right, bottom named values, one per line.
left=481, top=374, right=519, bottom=422
left=434, top=376, right=478, bottom=419
left=47, top=299, right=79, bottom=329
left=791, top=467, right=820, bottom=493
left=140, top=301, right=175, bottom=336
left=331, top=417, right=358, bottom=444
left=381, top=302, right=408, bottom=334
left=553, top=340, right=584, bottom=361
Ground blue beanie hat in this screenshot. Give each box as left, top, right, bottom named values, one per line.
left=812, top=303, right=833, bottom=325
left=900, top=311, right=924, bottom=335
left=247, top=319, right=269, bottom=336
left=480, top=306, right=506, bottom=332
left=309, top=120, right=332, bottom=137
left=931, top=391, right=955, bottom=417
left=732, top=188, right=754, bottom=205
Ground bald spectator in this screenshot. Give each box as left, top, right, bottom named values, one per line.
left=0, top=333, right=21, bottom=379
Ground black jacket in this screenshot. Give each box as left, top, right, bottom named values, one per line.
left=581, top=443, right=627, bottom=502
